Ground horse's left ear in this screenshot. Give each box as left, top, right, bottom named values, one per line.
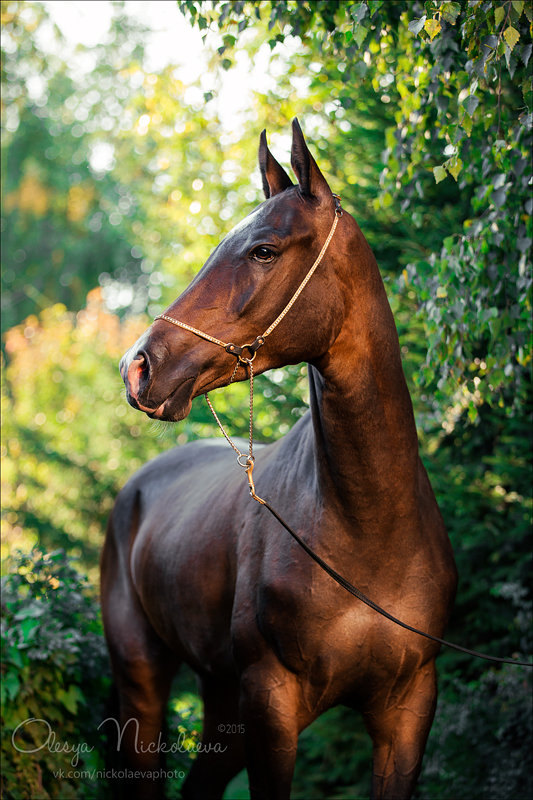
left=258, top=130, right=293, bottom=199
left=290, top=118, right=331, bottom=201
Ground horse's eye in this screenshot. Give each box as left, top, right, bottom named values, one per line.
left=251, top=246, right=276, bottom=263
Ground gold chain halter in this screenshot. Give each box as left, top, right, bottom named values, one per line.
left=154, top=195, right=343, bottom=501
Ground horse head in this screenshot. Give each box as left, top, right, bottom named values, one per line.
left=120, top=119, right=346, bottom=421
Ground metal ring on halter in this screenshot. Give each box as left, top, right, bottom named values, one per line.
left=225, top=336, right=265, bottom=363
left=237, top=454, right=253, bottom=468
left=238, top=347, right=257, bottom=364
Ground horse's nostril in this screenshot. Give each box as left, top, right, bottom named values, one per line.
left=126, top=352, right=150, bottom=400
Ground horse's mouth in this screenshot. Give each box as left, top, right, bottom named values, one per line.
left=129, top=359, right=250, bottom=422
left=132, top=375, right=197, bottom=422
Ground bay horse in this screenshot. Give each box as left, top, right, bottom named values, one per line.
left=101, top=119, right=457, bottom=800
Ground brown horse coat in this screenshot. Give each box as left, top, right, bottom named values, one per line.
left=101, top=119, right=457, bottom=799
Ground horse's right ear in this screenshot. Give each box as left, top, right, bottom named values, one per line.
left=258, top=130, right=293, bottom=199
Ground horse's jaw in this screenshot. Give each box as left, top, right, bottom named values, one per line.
left=145, top=375, right=197, bottom=421
left=125, top=374, right=196, bottom=422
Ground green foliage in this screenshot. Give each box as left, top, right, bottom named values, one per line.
left=419, top=665, right=533, bottom=799
left=424, top=403, right=533, bottom=679
left=0, top=1, right=264, bottom=332
left=0, top=2, right=150, bottom=332
left=1, top=547, right=110, bottom=799
left=292, top=707, right=372, bottom=799
left=389, top=4, right=533, bottom=416
left=0, top=547, right=211, bottom=800
left=165, top=691, right=204, bottom=798
left=1, top=293, right=161, bottom=569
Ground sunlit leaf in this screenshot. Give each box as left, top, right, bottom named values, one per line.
left=353, top=24, right=369, bottom=47
left=504, top=25, right=520, bottom=51
left=446, top=156, right=463, bottom=180
left=433, top=165, right=447, bottom=183
left=424, top=18, right=441, bottom=40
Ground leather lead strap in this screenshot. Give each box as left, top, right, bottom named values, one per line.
left=256, top=498, right=532, bottom=668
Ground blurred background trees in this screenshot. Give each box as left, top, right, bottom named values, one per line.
left=1, top=1, right=531, bottom=798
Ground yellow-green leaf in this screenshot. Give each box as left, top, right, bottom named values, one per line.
left=436, top=286, right=448, bottom=299
left=433, top=165, right=447, bottom=183
left=504, top=25, right=520, bottom=51
left=512, top=1, right=524, bottom=17
left=462, top=114, right=474, bottom=135
left=494, top=5, right=505, bottom=27
left=446, top=156, right=463, bottom=181
left=424, top=18, right=441, bottom=40
left=353, top=24, right=368, bottom=47
left=57, top=685, right=84, bottom=714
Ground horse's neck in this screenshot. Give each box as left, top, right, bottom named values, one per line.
left=309, top=226, right=420, bottom=529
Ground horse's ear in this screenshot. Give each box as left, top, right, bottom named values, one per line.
left=290, top=118, right=331, bottom=200
left=258, top=130, right=293, bottom=199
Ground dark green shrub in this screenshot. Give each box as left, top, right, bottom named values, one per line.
left=1, top=548, right=111, bottom=799
left=292, top=706, right=372, bottom=800
left=418, top=665, right=533, bottom=800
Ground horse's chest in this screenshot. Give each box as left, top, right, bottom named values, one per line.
left=244, top=568, right=378, bottom=681
left=235, top=552, right=431, bottom=701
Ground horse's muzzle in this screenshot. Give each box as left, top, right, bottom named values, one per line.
left=120, top=349, right=158, bottom=414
